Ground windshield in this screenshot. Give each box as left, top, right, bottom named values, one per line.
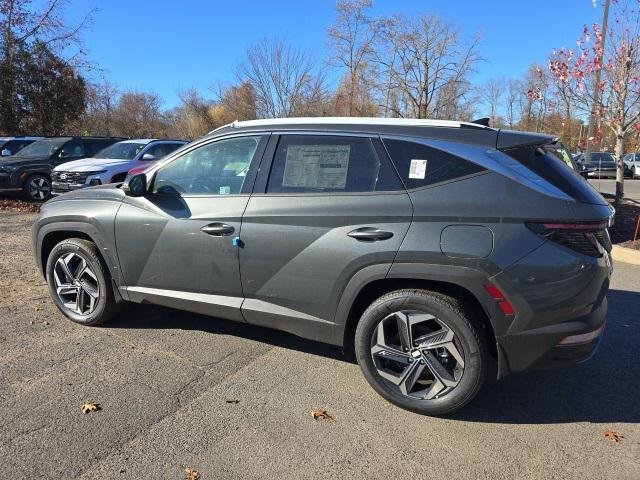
left=93, top=142, right=147, bottom=160
left=16, top=138, right=68, bottom=158
left=589, top=153, right=615, bottom=164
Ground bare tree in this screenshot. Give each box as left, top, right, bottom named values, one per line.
left=372, top=13, right=481, bottom=119
left=504, top=79, right=521, bottom=128
left=236, top=37, right=326, bottom=118
left=482, top=77, right=505, bottom=127
left=327, top=0, right=379, bottom=116
left=111, top=91, right=167, bottom=138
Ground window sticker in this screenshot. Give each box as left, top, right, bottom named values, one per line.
left=219, top=185, right=230, bottom=195
left=409, top=159, right=427, bottom=179
left=282, top=144, right=351, bottom=189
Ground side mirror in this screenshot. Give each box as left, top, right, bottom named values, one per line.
left=122, top=173, right=147, bottom=197
left=1, top=148, right=12, bottom=156
left=141, top=153, right=156, bottom=161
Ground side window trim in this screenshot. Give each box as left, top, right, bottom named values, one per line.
left=147, top=133, right=270, bottom=197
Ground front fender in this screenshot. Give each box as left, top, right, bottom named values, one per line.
left=33, top=199, right=125, bottom=293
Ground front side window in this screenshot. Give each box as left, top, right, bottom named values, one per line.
left=153, top=136, right=262, bottom=195
left=94, top=142, right=146, bottom=160
left=383, top=139, right=486, bottom=190
left=266, top=135, right=401, bottom=193
left=59, top=139, right=85, bottom=158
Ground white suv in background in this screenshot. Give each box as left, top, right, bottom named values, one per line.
left=51, top=139, right=187, bottom=195
left=623, top=152, right=639, bottom=178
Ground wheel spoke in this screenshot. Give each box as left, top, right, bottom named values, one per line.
left=414, top=325, right=454, bottom=350
left=421, top=350, right=458, bottom=388
left=57, top=257, right=75, bottom=283
left=76, top=287, right=86, bottom=314
left=424, top=378, right=446, bottom=400
left=81, top=282, right=99, bottom=299
left=399, top=361, right=425, bottom=396
left=395, top=312, right=411, bottom=350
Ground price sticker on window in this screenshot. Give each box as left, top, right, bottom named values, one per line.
left=409, top=159, right=427, bottom=179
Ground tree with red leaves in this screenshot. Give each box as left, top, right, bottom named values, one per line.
left=549, top=0, right=640, bottom=201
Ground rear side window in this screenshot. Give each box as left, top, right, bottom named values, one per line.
left=382, top=139, right=486, bottom=189
left=85, top=140, right=114, bottom=156
left=267, top=135, right=402, bottom=193
left=503, top=143, right=604, bottom=204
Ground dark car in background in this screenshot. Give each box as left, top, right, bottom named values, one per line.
left=0, top=136, right=124, bottom=201
left=576, top=151, right=632, bottom=179
left=0, top=136, right=43, bottom=157
left=33, top=117, right=613, bottom=415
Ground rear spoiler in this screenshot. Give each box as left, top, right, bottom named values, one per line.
left=496, top=129, right=557, bottom=150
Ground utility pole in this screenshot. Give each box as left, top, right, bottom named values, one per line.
left=584, top=0, right=611, bottom=164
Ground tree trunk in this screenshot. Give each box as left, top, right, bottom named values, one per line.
left=614, top=125, right=625, bottom=202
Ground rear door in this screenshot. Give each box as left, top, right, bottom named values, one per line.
left=115, top=134, right=268, bottom=320
left=238, top=133, right=413, bottom=340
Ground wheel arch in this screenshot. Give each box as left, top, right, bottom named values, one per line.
left=336, top=265, right=508, bottom=379
left=36, top=221, right=125, bottom=302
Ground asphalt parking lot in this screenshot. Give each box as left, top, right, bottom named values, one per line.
left=588, top=178, right=640, bottom=202
left=1, top=211, right=639, bottom=480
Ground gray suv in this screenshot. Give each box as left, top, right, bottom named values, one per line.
left=32, top=118, right=614, bottom=415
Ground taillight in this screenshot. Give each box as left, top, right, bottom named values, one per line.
left=526, top=220, right=612, bottom=257
left=484, top=284, right=516, bottom=316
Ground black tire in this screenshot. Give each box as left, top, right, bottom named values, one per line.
left=355, top=289, right=488, bottom=416
left=45, top=238, right=120, bottom=326
left=23, top=173, right=52, bottom=202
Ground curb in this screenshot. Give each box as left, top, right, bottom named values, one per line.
left=611, top=245, right=640, bottom=265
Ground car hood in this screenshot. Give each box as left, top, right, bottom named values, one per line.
left=0, top=155, right=49, bottom=167
left=47, top=183, right=127, bottom=203
left=53, top=158, right=133, bottom=171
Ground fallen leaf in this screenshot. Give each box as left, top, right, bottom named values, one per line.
left=604, top=430, right=622, bottom=442
left=225, top=400, right=239, bottom=404
left=311, top=408, right=334, bottom=421
left=80, top=402, right=101, bottom=414
left=183, top=467, right=200, bottom=480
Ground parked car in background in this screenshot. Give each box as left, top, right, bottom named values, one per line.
left=33, top=117, right=613, bottom=415
left=0, top=136, right=43, bottom=157
left=623, top=152, right=640, bottom=178
left=0, top=136, right=124, bottom=201
left=577, top=152, right=632, bottom=179
left=51, top=139, right=187, bottom=196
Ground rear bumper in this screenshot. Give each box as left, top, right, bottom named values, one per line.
left=500, top=297, right=607, bottom=372
left=493, top=238, right=611, bottom=374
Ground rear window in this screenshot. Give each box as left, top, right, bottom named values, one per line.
left=502, top=143, right=605, bottom=204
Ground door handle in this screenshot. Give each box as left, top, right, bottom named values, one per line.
left=201, top=223, right=235, bottom=236
left=347, top=227, right=394, bottom=241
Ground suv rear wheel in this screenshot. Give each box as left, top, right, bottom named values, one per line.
left=355, top=289, right=487, bottom=416
left=45, top=238, right=120, bottom=326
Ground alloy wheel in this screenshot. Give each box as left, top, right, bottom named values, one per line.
left=53, top=252, right=100, bottom=315
left=28, top=176, right=51, bottom=200
left=370, top=310, right=465, bottom=400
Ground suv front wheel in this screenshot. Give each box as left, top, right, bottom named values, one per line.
left=355, top=289, right=487, bottom=416
left=45, top=238, right=120, bottom=326
left=23, top=173, right=52, bottom=202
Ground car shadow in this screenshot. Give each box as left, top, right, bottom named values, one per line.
left=106, top=302, right=350, bottom=363
left=106, top=288, right=639, bottom=424
left=453, top=288, right=640, bottom=424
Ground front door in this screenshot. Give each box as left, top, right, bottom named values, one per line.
left=239, top=133, right=413, bottom=340
left=115, top=134, right=268, bottom=320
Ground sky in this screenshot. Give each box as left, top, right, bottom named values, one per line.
left=68, top=0, right=603, bottom=109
